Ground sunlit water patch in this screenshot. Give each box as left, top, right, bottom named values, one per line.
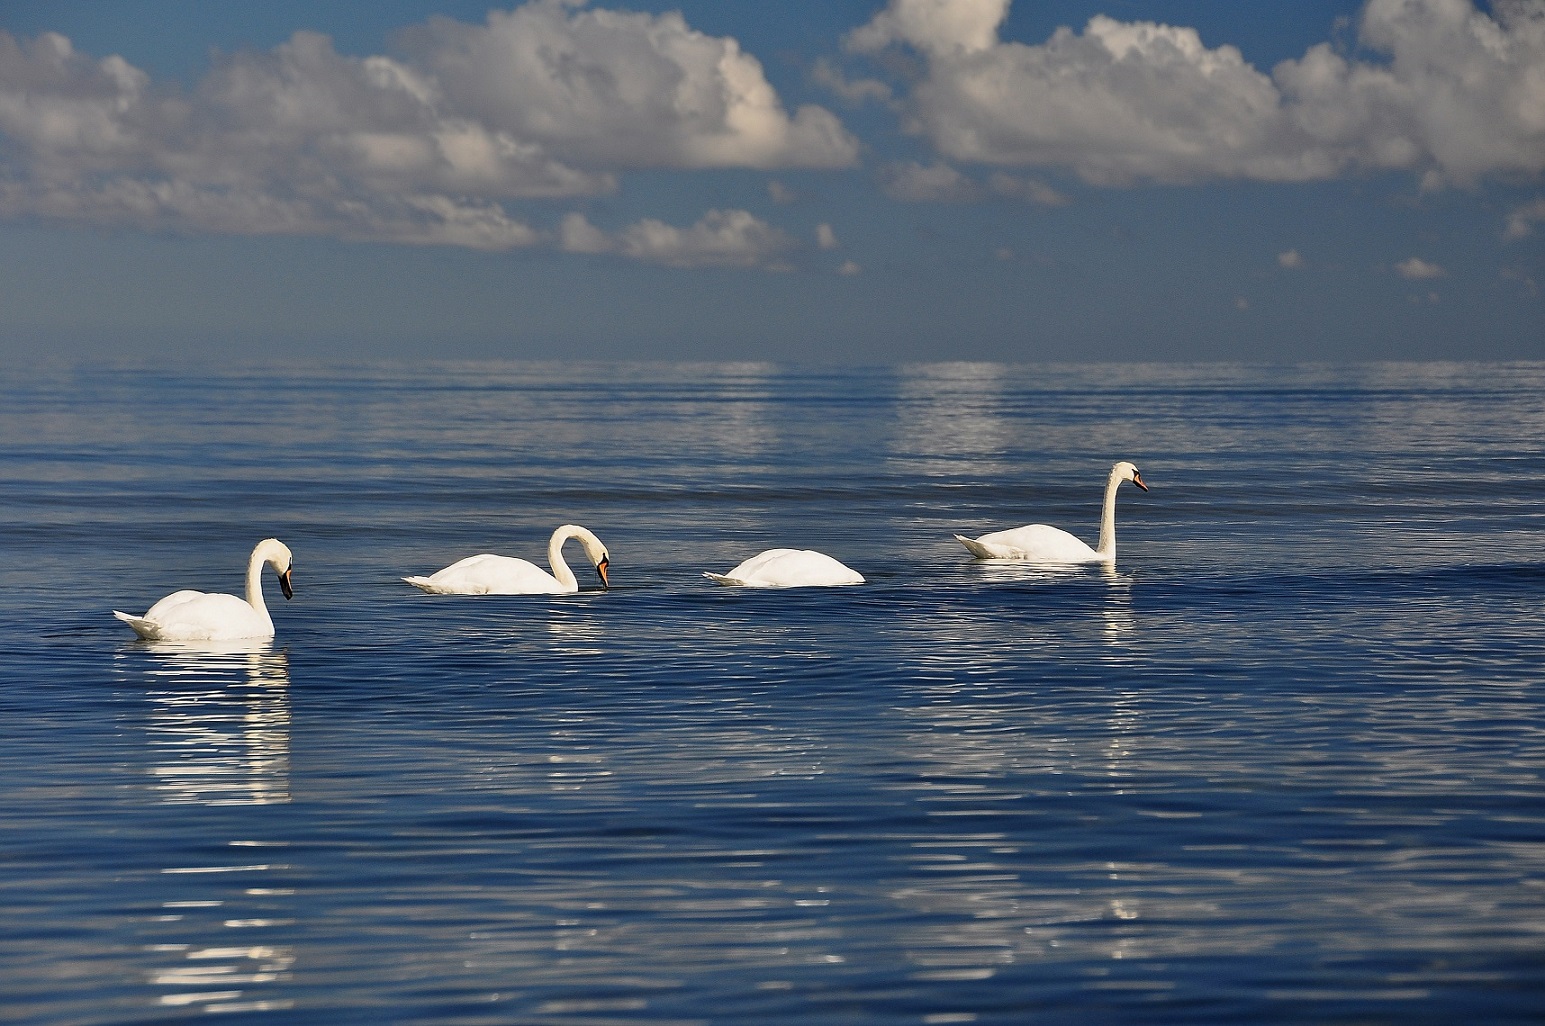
left=1, top=361, right=1543, bottom=1024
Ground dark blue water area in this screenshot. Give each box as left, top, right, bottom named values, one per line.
left=2, top=361, right=1544, bottom=1024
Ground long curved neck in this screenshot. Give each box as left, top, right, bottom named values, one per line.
left=1095, top=468, right=1122, bottom=560
left=547, top=528, right=580, bottom=590
left=245, top=547, right=274, bottom=629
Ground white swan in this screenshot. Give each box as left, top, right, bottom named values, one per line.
left=955, top=461, right=1148, bottom=563
left=705, top=548, right=865, bottom=588
left=114, top=538, right=294, bottom=641
left=403, top=524, right=610, bottom=595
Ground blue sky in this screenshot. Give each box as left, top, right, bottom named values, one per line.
left=1, top=0, right=1540, bottom=362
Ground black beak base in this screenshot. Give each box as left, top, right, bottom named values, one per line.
left=279, top=568, right=294, bottom=600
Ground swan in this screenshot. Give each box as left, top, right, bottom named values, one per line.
left=403, top=524, right=610, bottom=595
left=114, top=538, right=294, bottom=641
left=955, top=461, right=1148, bottom=564
left=705, top=548, right=864, bottom=588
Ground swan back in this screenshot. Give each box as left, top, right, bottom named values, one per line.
left=706, top=548, right=864, bottom=588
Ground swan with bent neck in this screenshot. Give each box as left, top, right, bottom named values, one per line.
left=114, top=538, right=294, bottom=641
left=404, top=524, right=610, bottom=595
left=956, top=461, right=1148, bottom=564
left=705, top=548, right=864, bottom=588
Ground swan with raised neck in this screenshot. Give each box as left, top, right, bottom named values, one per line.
left=403, top=524, right=611, bottom=595
left=955, top=461, right=1148, bottom=564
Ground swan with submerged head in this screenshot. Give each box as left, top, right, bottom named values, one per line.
left=113, top=538, right=294, bottom=641
left=404, top=524, right=610, bottom=595
left=705, top=548, right=864, bottom=588
left=955, top=461, right=1148, bottom=564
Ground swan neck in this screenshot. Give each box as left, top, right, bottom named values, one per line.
left=547, top=528, right=579, bottom=591
left=1096, top=469, right=1121, bottom=559
left=245, top=546, right=273, bottom=629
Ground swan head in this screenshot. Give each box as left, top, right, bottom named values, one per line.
left=256, top=538, right=295, bottom=600
left=558, top=525, right=611, bottom=590
left=1113, top=461, right=1148, bottom=492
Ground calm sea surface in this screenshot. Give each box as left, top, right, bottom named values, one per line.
left=2, top=361, right=1542, bottom=1025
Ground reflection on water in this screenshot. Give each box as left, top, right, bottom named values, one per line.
left=1099, top=566, right=1136, bottom=649
left=894, top=362, right=1013, bottom=476
left=8, top=362, right=1545, bottom=1024
left=121, top=642, right=299, bottom=1015
left=140, top=642, right=292, bottom=806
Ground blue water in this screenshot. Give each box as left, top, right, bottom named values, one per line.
left=2, top=361, right=1543, bottom=1024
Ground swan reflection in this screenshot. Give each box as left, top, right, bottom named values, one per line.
left=1099, top=565, right=1137, bottom=648
left=546, top=610, right=607, bottom=657
left=118, top=641, right=301, bottom=1015
left=141, top=641, right=291, bottom=806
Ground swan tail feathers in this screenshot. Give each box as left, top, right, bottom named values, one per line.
left=402, top=576, right=438, bottom=593
left=113, top=610, right=162, bottom=639
left=954, top=534, right=997, bottom=559
left=703, top=572, right=742, bottom=587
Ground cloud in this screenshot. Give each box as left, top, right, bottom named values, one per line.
left=1395, top=256, right=1445, bottom=279
left=838, top=259, right=862, bottom=275
left=816, top=223, right=839, bottom=250
left=987, top=172, right=1069, bottom=205
left=560, top=209, right=796, bottom=268
left=0, top=2, right=858, bottom=249
left=809, top=57, right=893, bottom=107
left=1278, top=249, right=1303, bottom=268
left=846, top=0, right=1010, bottom=58
left=847, top=0, right=1545, bottom=186
left=1505, top=197, right=1545, bottom=239
left=880, top=160, right=982, bottom=201
left=408, top=1, right=858, bottom=171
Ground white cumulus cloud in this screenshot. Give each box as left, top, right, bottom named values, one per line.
left=1396, top=256, right=1446, bottom=279
left=847, top=0, right=1545, bottom=186
left=560, top=209, right=796, bottom=269
left=407, top=1, right=858, bottom=171
left=0, top=1, right=858, bottom=250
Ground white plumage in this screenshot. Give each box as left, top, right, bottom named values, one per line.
left=114, top=538, right=294, bottom=642
left=956, top=461, right=1148, bottom=564
left=705, top=548, right=864, bottom=588
left=404, top=524, right=610, bottom=595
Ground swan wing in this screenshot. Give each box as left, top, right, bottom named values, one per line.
left=723, top=548, right=803, bottom=582
left=713, top=549, right=864, bottom=588
left=142, top=589, right=210, bottom=621
left=406, top=553, right=566, bottom=595
left=961, top=525, right=1100, bottom=563
left=118, top=591, right=272, bottom=641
